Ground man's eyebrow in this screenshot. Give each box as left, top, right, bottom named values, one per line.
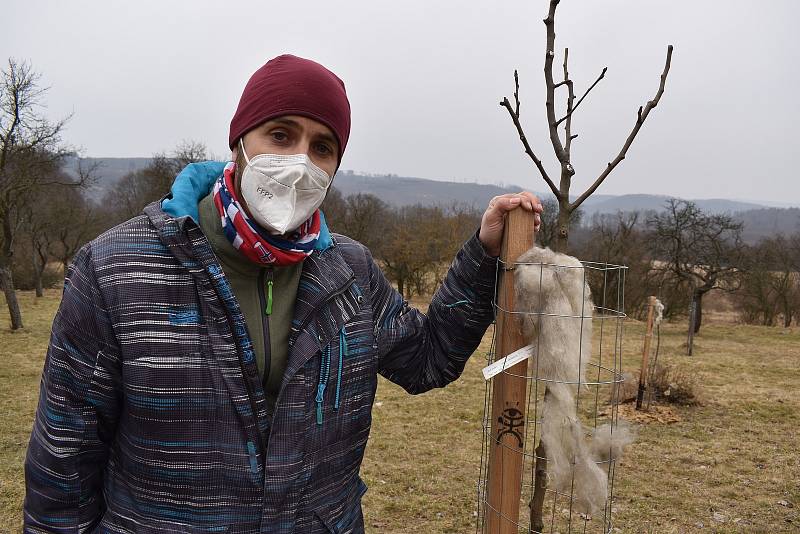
left=268, top=118, right=300, bottom=128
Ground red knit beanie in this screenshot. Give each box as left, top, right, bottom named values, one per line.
left=229, top=54, right=351, bottom=162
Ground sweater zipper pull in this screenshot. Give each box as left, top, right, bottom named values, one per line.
left=265, top=269, right=274, bottom=316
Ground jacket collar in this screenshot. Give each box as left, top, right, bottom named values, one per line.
left=159, top=161, right=333, bottom=252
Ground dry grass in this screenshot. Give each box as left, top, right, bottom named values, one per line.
left=0, top=289, right=62, bottom=533
left=1, top=290, right=798, bottom=533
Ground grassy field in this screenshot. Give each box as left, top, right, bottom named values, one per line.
left=1, top=290, right=798, bottom=533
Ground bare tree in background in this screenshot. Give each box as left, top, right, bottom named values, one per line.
left=48, top=183, right=99, bottom=273
left=0, top=59, right=75, bottom=329
left=648, top=199, right=743, bottom=334
left=19, top=194, right=55, bottom=298
left=106, top=140, right=209, bottom=223
left=580, top=211, right=653, bottom=319
left=736, top=235, right=800, bottom=327
left=339, top=193, right=390, bottom=255
left=500, top=0, right=673, bottom=252
left=320, top=186, right=347, bottom=229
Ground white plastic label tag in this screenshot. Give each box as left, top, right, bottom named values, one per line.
left=482, top=344, right=535, bottom=381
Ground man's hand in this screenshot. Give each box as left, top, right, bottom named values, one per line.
left=478, top=192, right=543, bottom=257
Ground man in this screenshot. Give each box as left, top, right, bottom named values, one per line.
left=24, top=54, right=542, bottom=533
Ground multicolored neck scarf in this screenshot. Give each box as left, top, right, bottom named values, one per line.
left=212, top=162, right=321, bottom=266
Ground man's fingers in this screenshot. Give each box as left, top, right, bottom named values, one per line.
left=516, top=192, right=543, bottom=213
left=487, top=193, right=543, bottom=216
left=489, top=195, right=520, bottom=214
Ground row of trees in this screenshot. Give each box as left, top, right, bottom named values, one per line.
left=9, top=141, right=211, bottom=299
left=0, top=57, right=215, bottom=329
left=6, top=140, right=799, bottom=333
left=735, top=235, right=800, bottom=327
left=322, top=192, right=800, bottom=334
left=321, top=189, right=481, bottom=298
left=576, top=199, right=800, bottom=331
left=3, top=59, right=798, bottom=333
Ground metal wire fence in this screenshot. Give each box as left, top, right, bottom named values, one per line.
left=476, top=256, right=628, bottom=534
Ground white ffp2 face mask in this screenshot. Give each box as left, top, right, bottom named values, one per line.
left=238, top=139, right=332, bottom=235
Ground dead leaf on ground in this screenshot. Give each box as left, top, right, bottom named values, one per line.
left=608, top=403, right=682, bottom=424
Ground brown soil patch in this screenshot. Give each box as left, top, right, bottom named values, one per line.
left=611, top=402, right=682, bottom=424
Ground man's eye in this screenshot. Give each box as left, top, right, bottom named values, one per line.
left=315, top=143, right=333, bottom=156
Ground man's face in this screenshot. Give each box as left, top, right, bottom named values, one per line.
left=233, top=114, right=339, bottom=179
left=231, top=114, right=340, bottom=231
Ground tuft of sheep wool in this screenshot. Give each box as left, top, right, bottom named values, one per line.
left=514, top=246, right=635, bottom=516
left=541, top=383, right=609, bottom=515
left=590, top=422, right=637, bottom=464
left=514, top=246, right=592, bottom=387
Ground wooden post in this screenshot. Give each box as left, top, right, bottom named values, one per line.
left=687, top=301, right=696, bottom=356
left=636, top=296, right=658, bottom=410
left=484, top=208, right=536, bottom=534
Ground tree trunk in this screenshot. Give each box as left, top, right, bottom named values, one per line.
left=553, top=203, right=571, bottom=253
left=397, top=278, right=405, bottom=300
left=784, top=299, right=793, bottom=328
left=0, top=266, right=23, bottom=329
left=32, top=246, right=44, bottom=298
left=34, top=270, right=43, bottom=298
left=692, top=290, right=704, bottom=334
left=529, top=436, right=548, bottom=532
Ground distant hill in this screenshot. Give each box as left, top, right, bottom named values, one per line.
left=577, top=194, right=766, bottom=217
left=64, top=156, right=152, bottom=200
left=330, top=171, right=522, bottom=208
left=734, top=207, right=800, bottom=242
left=70, top=157, right=799, bottom=240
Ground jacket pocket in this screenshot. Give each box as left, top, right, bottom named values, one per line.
left=313, top=477, right=368, bottom=533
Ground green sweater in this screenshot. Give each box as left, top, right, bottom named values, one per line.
left=197, top=193, right=302, bottom=414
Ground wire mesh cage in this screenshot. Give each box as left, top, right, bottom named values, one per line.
left=476, top=251, right=628, bottom=534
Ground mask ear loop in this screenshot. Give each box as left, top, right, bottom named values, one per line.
left=239, top=138, right=252, bottom=166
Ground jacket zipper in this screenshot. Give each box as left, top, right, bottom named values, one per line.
left=205, top=264, right=267, bottom=456
left=277, top=275, right=356, bottom=422
left=257, top=268, right=274, bottom=386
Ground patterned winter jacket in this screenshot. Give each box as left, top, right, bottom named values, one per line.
left=24, top=162, right=498, bottom=533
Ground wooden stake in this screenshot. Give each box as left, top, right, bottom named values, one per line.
left=687, top=301, right=696, bottom=356
left=636, top=296, right=658, bottom=410
left=485, top=208, right=536, bottom=534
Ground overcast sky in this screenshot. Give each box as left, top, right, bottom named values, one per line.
left=4, top=0, right=798, bottom=204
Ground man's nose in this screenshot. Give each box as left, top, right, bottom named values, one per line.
left=299, top=137, right=314, bottom=157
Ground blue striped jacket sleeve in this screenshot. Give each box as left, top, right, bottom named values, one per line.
left=24, top=245, right=122, bottom=532
left=371, top=231, right=498, bottom=394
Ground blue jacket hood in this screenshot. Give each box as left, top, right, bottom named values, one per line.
left=161, top=161, right=332, bottom=251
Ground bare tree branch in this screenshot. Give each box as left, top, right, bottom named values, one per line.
left=563, top=48, right=576, bottom=155
left=543, top=0, right=567, bottom=165
left=571, top=45, right=673, bottom=211
left=554, top=66, right=607, bottom=127
left=499, top=69, right=560, bottom=199
left=499, top=98, right=559, bottom=199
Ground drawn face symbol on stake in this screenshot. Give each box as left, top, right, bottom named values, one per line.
left=497, top=402, right=524, bottom=448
